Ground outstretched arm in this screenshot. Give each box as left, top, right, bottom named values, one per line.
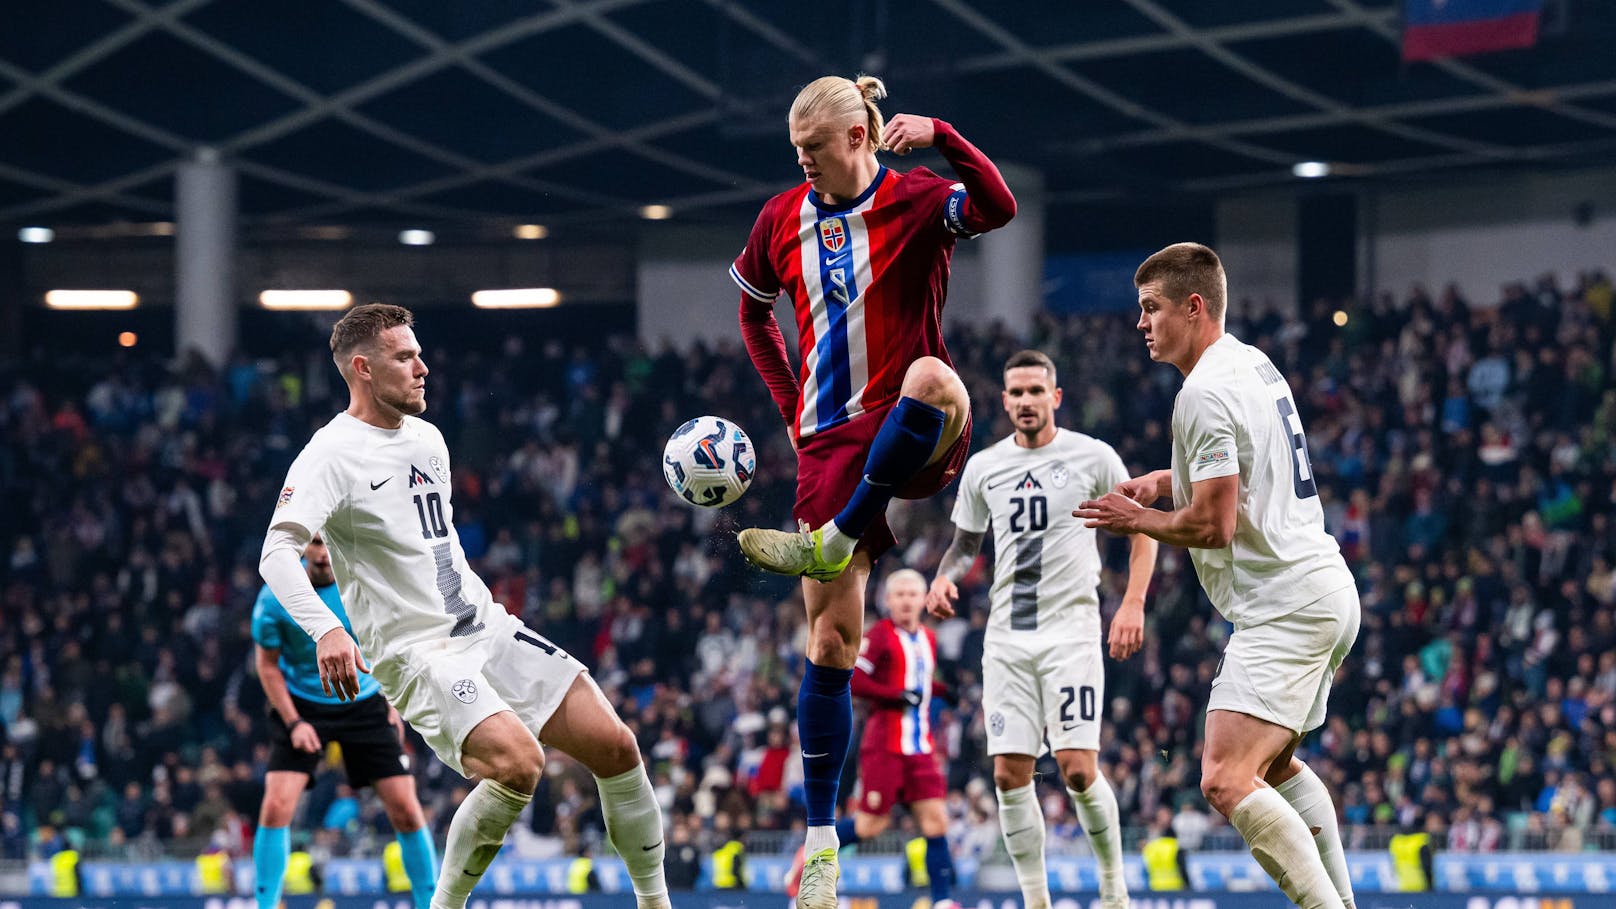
left=927, top=526, right=986, bottom=619
left=1078, top=474, right=1238, bottom=550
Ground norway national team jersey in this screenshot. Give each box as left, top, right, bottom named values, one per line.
left=268, top=413, right=501, bottom=672
left=731, top=165, right=979, bottom=439
left=252, top=581, right=380, bottom=704
left=1171, top=334, right=1355, bottom=626
left=855, top=618, right=939, bottom=755
left=952, top=429, right=1131, bottom=645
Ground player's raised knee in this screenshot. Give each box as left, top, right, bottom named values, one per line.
left=901, top=357, right=965, bottom=407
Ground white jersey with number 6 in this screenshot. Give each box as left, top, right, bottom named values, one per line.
left=268, top=412, right=498, bottom=670
left=1171, top=334, right=1354, bottom=627
left=951, top=428, right=1131, bottom=645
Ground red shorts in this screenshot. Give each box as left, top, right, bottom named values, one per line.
left=794, top=404, right=971, bottom=561
left=856, top=748, right=948, bottom=816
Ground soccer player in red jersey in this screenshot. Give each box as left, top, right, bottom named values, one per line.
left=730, top=74, right=1015, bottom=909
left=849, top=569, right=956, bottom=907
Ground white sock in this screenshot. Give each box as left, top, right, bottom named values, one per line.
left=597, top=765, right=670, bottom=908
left=432, top=778, right=531, bottom=909
left=1070, top=775, right=1126, bottom=903
left=1228, top=787, right=1345, bottom=909
left=805, top=824, right=839, bottom=855
left=996, top=784, right=1050, bottom=909
left=819, top=521, right=856, bottom=564
left=1276, top=763, right=1356, bottom=909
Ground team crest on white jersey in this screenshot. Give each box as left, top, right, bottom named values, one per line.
left=451, top=679, right=478, bottom=704
left=1050, top=462, right=1069, bottom=489
left=430, top=456, right=449, bottom=484
left=989, top=712, right=1005, bottom=736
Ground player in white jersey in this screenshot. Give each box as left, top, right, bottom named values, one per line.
left=927, top=350, right=1157, bottom=909
left=258, top=305, right=669, bottom=909
left=1077, top=244, right=1359, bottom=909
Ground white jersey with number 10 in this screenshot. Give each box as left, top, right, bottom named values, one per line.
left=268, top=413, right=499, bottom=671
left=1170, top=334, right=1354, bottom=627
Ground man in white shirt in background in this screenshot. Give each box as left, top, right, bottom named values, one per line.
left=929, top=349, right=1156, bottom=909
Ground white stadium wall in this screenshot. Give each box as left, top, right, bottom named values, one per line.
left=1215, top=191, right=1300, bottom=316
left=1214, top=165, right=1616, bottom=312
left=1363, top=165, right=1616, bottom=304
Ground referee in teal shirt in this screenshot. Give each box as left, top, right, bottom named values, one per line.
left=251, top=533, right=438, bottom=909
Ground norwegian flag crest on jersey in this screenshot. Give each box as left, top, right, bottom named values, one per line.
left=819, top=218, right=846, bottom=253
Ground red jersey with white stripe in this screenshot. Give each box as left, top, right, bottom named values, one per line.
left=731, top=165, right=974, bottom=439
left=854, top=618, right=939, bottom=755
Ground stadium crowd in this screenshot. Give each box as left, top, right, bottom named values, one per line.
left=3, top=268, right=1616, bottom=869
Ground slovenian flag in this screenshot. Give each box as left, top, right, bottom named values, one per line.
left=1403, top=0, right=1543, bottom=62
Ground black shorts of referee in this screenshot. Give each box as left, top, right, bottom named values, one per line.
left=268, top=693, right=410, bottom=788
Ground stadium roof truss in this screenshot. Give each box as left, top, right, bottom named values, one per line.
left=2, top=0, right=1614, bottom=228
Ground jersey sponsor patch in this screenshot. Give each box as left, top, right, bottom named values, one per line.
left=989, top=711, right=1005, bottom=736
left=451, top=678, right=478, bottom=704
left=276, top=486, right=295, bottom=508
left=1197, top=449, right=1231, bottom=466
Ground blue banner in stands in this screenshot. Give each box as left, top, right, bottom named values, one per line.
left=28, top=852, right=1616, bottom=897
left=0, top=894, right=1604, bottom=909
left=1044, top=252, right=1154, bottom=314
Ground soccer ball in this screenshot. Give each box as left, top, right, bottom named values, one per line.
left=662, top=415, right=755, bottom=508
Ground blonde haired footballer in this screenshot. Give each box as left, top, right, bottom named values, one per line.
left=1077, top=243, right=1359, bottom=909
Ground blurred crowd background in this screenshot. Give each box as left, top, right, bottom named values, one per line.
left=5, top=268, right=1616, bottom=870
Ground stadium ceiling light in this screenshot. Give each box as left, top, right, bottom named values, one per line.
left=639, top=204, right=673, bottom=220
left=17, top=227, right=53, bottom=243
left=259, top=290, right=355, bottom=311
left=398, top=229, right=435, bottom=246
left=513, top=224, right=548, bottom=240
left=471, top=288, right=561, bottom=309
left=1292, top=161, right=1332, bottom=179
left=44, top=290, right=139, bottom=310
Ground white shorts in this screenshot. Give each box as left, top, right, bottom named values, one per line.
left=1208, top=585, right=1360, bottom=734
left=373, top=611, right=585, bottom=777
left=982, top=636, right=1104, bottom=756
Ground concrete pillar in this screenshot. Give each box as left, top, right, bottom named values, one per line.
left=975, top=163, right=1045, bottom=339
left=175, top=148, right=237, bottom=368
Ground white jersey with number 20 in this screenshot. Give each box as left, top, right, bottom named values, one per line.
left=268, top=412, right=499, bottom=671
left=952, top=428, right=1131, bottom=645
left=1171, top=334, right=1354, bottom=627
